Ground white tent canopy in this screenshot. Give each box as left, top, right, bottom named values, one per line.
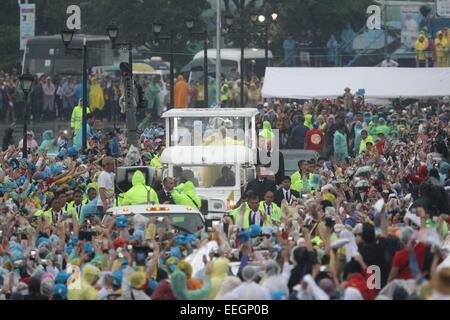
left=261, top=67, right=450, bottom=100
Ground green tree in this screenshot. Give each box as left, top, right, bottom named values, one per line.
left=0, top=26, right=20, bottom=71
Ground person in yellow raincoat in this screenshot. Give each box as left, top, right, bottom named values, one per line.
left=171, top=181, right=201, bottom=209
left=202, top=123, right=244, bottom=186
left=435, top=30, right=449, bottom=68
left=150, top=153, right=162, bottom=169
left=70, top=99, right=91, bottom=140
left=68, top=264, right=101, bottom=300
left=415, top=32, right=428, bottom=67
left=259, top=121, right=274, bottom=140
left=231, top=201, right=251, bottom=229
left=304, top=114, right=313, bottom=130
left=209, top=257, right=231, bottom=299
left=118, top=170, right=159, bottom=205
left=89, top=76, right=105, bottom=115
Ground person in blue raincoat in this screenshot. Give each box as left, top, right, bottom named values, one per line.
left=75, top=79, right=91, bottom=105
left=283, top=33, right=297, bottom=67
left=37, top=130, right=58, bottom=154
left=74, top=114, right=95, bottom=151
left=353, top=122, right=363, bottom=157
left=327, top=35, right=339, bottom=66
left=333, top=124, right=348, bottom=163
left=341, top=23, right=355, bottom=64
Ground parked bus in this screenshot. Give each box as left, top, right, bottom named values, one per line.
left=22, top=34, right=114, bottom=77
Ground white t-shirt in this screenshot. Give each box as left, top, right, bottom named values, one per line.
left=97, top=170, right=115, bottom=207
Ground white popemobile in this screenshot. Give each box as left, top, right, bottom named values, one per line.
left=160, top=108, right=259, bottom=220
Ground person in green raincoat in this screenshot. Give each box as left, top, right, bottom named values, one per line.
left=304, top=114, right=313, bottom=130
left=146, top=77, right=161, bottom=112
left=368, top=115, right=379, bottom=136
left=220, top=83, right=230, bottom=106
left=118, top=170, right=159, bottom=205
left=150, top=153, right=162, bottom=169
left=375, top=117, right=390, bottom=137
left=37, top=130, right=58, bottom=154
left=231, top=200, right=251, bottom=230
left=171, top=181, right=201, bottom=209
left=333, top=125, right=348, bottom=163
left=259, top=121, right=274, bottom=140
left=291, top=160, right=311, bottom=193
left=171, top=269, right=212, bottom=300
left=138, top=78, right=161, bottom=129
left=70, top=99, right=91, bottom=139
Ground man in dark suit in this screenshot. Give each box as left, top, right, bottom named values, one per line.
left=245, top=166, right=277, bottom=201
left=274, top=176, right=300, bottom=207
left=157, top=177, right=175, bottom=204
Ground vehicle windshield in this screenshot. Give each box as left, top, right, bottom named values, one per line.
left=170, top=116, right=246, bottom=146
left=175, top=165, right=237, bottom=188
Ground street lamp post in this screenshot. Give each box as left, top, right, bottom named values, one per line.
left=19, top=71, right=34, bottom=159
left=184, top=16, right=209, bottom=108
left=106, top=23, right=133, bottom=78
left=224, top=11, right=246, bottom=108
left=61, top=28, right=88, bottom=154
left=106, top=23, right=138, bottom=147
left=152, top=21, right=175, bottom=109
left=256, top=13, right=277, bottom=68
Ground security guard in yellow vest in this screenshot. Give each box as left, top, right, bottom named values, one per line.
left=258, top=191, right=280, bottom=227
left=66, top=189, right=90, bottom=221
left=220, top=83, right=230, bottom=105
left=232, top=193, right=268, bottom=229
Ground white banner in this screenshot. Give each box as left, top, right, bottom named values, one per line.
left=19, top=3, right=36, bottom=50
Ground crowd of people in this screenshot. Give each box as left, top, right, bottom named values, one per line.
left=415, top=28, right=450, bottom=68
left=282, top=24, right=357, bottom=67
left=1, top=66, right=450, bottom=301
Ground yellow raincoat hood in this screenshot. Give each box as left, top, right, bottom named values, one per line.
left=304, top=114, right=313, bottom=129
left=259, top=121, right=274, bottom=140
left=118, top=170, right=159, bottom=205
left=209, top=257, right=230, bottom=299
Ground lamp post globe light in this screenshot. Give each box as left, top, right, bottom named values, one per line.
left=257, top=11, right=278, bottom=68
left=184, top=16, right=195, bottom=31
left=224, top=15, right=234, bottom=29
left=250, top=12, right=259, bottom=23
left=61, top=27, right=75, bottom=47
left=19, top=71, right=34, bottom=159
left=152, top=21, right=164, bottom=36
left=106, top=23, right=119, bottom=42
